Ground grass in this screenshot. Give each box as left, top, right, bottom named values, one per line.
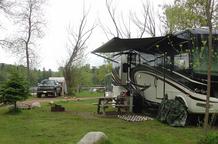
left=0, top=98, right=207, bottom=144
left=75, top=90, right=104, bottom=98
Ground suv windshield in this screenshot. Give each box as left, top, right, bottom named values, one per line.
left=40, top=79, right=56, bottom=85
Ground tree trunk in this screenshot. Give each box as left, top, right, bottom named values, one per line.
left=25, top=43, right=30, bottom=80
left=25, top=3, right=32, bottom=81
left=203, top=0, right=213, bottom=134
left=64, top=66, right=72, bottom=95
left=204, top=26, right=212, bottom=133
left=14, top=101, right=17, bottom=111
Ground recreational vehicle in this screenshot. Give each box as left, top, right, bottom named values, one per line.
left=93, top=28, right=218, bottom=126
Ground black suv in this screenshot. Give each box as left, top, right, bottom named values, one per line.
left=37, top=79, right=62, bottom=98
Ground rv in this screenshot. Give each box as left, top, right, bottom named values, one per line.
left=93, top=28, right=218, bottom=126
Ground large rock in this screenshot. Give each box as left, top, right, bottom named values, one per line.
left=77, top=132, right=108, bottom=144
left=31, top=101, right=41, bottom=108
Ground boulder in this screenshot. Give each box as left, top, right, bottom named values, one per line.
left=31, top=101, right=41, bottom=108
left=17, top=103, right=31, bottom=109
left=77, top=132, right=108, bottom=144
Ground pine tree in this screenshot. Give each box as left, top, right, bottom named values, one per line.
left=0, top=72, right=29, bottom=111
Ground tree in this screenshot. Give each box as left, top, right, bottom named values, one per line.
left=0, top=0, right=13, bottom=19
left=64, top=10, right=95, bottom=94
left=10, top=0, right=45, bottom=80
left=203, top=0, right=216, bottom=134
left=101, top=0, right=157, bottom=39
left=131, top=1, right=156, bottom=37
left=96, top=64, right=112, bottom=85
left=0, top=72, right=29, bottom=111
left=163, top=0, right=218, bottom=33
left=0, top=0, right=14, bottom=47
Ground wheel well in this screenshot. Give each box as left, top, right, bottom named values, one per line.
left=175, top=96, right=188, bottom=108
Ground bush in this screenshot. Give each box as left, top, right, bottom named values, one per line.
left=0, top=72, right=29, bottom=111
left=198, top=133, right=218, bottom=144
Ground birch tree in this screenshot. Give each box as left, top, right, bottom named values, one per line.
left=11, top=0, right=45, bottom=80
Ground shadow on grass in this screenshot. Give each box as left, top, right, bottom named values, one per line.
left=105, top=140, right=112, bottom=144
left=5, top=108, right=22, bottom=115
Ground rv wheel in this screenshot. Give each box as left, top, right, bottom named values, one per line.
left=157, top=99, right=188, bottom=127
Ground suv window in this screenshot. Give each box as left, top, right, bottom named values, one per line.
left=40, top=80, right=56, bottom=85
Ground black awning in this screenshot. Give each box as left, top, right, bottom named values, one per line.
left=92, top=35, right=188, bottom=55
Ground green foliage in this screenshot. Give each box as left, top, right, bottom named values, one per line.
left=164, top=0, right=208, bottom=33
left=0, top=63, right=63, bottom=87
left=0, top=72, right=29, bottom=109
left=198, top=133, right=218, bottom=144
left=0, top=63, right=112, bottom=96
left=96, top=64, right=112, bottom=85
left=74, top=64, right=93, bottom=86
left=65, top=64, right=112, bottom=94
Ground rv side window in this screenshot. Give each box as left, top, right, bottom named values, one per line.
left=174, top=53, right=189, bottom=70
left=140, top=53, right=155, bottom=66
left=155, top=55, right=171, bottom=68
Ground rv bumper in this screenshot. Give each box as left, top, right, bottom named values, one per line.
left=187, top=96, right=218, bottom=113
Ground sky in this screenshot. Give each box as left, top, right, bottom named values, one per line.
left=0, top=0, right=173, bottom=71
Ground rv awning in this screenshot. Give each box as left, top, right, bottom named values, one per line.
left=92, top=35, right=188, bottom=55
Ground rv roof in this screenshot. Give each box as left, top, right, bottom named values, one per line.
left=92, top=35, right=187, bottom=55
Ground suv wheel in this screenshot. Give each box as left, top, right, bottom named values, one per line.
left=37, top=93, right=41, bottom=98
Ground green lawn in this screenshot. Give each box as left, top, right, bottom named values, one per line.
left=0, top=98, right=206, bottom=144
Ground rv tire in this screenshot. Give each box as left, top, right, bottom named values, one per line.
left=157, top=99, right=188, bottom=127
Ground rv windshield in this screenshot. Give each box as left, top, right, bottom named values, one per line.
left=192, top=34, right=218, bottom=76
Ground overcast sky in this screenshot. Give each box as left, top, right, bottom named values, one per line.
left=0, top=0, right=173, bottom=71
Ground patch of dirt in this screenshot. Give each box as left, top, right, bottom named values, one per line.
left=24, top=96, right=99, bottom=104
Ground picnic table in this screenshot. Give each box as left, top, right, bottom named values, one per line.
left=96, top=96, right=131, bottom=115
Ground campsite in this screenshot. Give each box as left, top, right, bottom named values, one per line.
left=0, top=0, right=218, bottom=144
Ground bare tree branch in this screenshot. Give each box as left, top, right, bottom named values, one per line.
left=120, top=13, right=131, bottom=38
left=64, top=11, right=95, bottom=92
left=101, top=0, right=157, bottom=39
left=0, top=0, right=14, bottom=15
left=105, top=0, right=123, bottom=38
left=132, top=1, right=156, bottom=37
